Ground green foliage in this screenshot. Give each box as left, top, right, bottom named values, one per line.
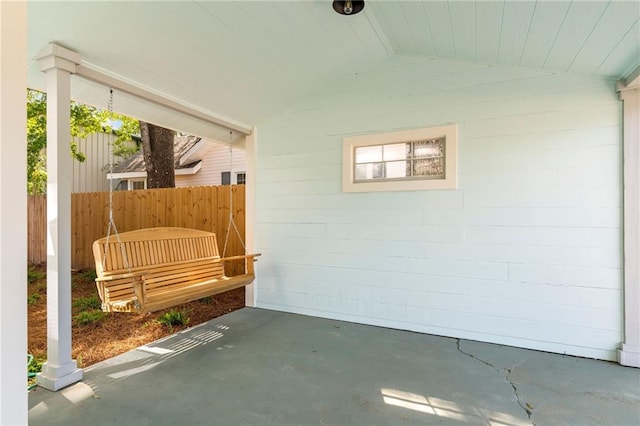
left=27, top=293, right=41, bottom=305
left=26, top=88, right=140, bottom=194
left=98, top=110, right=140, bottom=158
left=28, top=355, right=44, bottom=376
left=78, top=269, right=98, bottom=282
left=27, top=266, right=45, bottom=284
left=26, top=90, right=47, bottom=194
left=157, top=309, right=190, bottom=331
left=73, top=295, right=101, bottom=311
left=75, top=310, right=104, bottom=326
left=28, top=354, right=44, bottom=389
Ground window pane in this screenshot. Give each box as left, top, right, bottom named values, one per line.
left=386, top=161, right=408, bottom=178
left=221, top=171, right=231, bottom=185
left=414, top=138, right=444, bottom=158
left=355, top=146, right=382, bottom=163
left=383, top=143, right=409, bottom=161
left=413, top=158, right=444, bottom=177
left=132, top=181, right=145, bottom=190
left=236, top=173, right=246, bottom=185
left=355, top=163, right=384, bottom=180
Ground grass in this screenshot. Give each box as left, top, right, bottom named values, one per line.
left=77, top=270, right=97, bottom=281
left=28, top=266, right=45, bottom=284
left=157, top=309, right=190, bottom=332
left=28, top=293, right=41, bottom=305
left=72, top=295, right=101, bottom=311
left=75, top=310, right=104, bottom=326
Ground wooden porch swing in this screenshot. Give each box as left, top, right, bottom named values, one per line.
left=93, top=227, right=260, bottom=313
left=92, top=89, right=259, bottom=313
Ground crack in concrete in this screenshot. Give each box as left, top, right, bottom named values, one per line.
left=456, top=339, right=536, bottom=425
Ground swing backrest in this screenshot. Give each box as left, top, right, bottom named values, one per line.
left=93, top=227, right=220, bottom=276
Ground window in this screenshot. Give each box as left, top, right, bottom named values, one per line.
left=131, top=180, right=146, bottom=190
left=343, top=124, right=457, bottom=192
left=222, top=171, right=246, bottom=185
left=114, top=179, right=147, bottom=191
left=354, top=139, right=445, bottom=182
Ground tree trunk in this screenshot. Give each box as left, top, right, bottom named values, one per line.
left=139, top=121, right=175, bottom=188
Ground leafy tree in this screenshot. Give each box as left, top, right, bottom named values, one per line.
left=26, top=89, right=139, bottom=194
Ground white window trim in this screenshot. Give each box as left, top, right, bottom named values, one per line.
left=128, top=178, right=147, bottom=190
left=342, top=124, right=457, bottom=193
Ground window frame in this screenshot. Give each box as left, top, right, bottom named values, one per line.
left=236, top=172, right=246, bottom=185
left=342, top=124, right=457, bottom=193
left=221, top=171, right=231, bottom=185
left=222, top=170, right=247, bottom=185
left=129, top=179, right=146, bottom=190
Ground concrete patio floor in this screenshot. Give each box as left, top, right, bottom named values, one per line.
left=29, top=308, right=639, bottom=425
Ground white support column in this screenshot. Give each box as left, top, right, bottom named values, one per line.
left=244, top=128, right=258, bottom=307
left=619, top=85, right=640, bottom=368
left=36, top=44, right=83, bottom=390
left=0, top=2, right=28, bottom=424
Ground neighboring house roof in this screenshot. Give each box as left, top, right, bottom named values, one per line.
left=108, top=135, right=216, bottom=179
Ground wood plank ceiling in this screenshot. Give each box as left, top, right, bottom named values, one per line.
left=368, top=1, right=639, bottom=77
left=27, top=1, right=640, bottom=132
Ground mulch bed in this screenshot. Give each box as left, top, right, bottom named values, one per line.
left=27, top=265, right=245, bottom=368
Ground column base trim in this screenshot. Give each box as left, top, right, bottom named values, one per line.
left=618, top=344, right=640, bottom=368
left=36, top=366, right=83, bottom=391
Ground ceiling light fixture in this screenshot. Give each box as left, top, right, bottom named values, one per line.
left=333, top=0, right=365, bottom=16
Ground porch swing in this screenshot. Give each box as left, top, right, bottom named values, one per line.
left=92, top=89, right=260, bottom=313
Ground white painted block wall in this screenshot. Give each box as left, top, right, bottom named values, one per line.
left=255, top=55, right=622, bottom=361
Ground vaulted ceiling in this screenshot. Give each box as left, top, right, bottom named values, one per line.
left=27, top=1, right=640, bottom=136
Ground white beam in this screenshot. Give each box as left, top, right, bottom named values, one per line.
left=619, top=86, right=640, bottom=368
left=76, top=63, right=252, bottom=135
left=36, top=46, right=83, bottom=390
left=0, top=2, right=28, bottom=424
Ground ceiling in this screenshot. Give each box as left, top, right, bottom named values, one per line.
left=27, top=1, right=640, bottom=137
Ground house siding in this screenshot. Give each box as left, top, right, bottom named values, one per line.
left=255, top=56, right=622, bottom=361
left=72, top=132, right=121, bottom=193
left=176, top=144, right=246, bottom=187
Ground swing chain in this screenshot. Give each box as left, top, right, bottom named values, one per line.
left=222, top=131, right=247, bottom=259
left=108, top=88, right=113, bottom=113
left=101, top=88, right=131, bottom=273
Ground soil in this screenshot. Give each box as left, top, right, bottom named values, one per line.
left=27, top=265, right=245, bottom=368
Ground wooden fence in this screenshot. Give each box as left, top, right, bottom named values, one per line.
left=28, top=194, right=47, bottom=266
left=28, top=185, right=246, bottom=272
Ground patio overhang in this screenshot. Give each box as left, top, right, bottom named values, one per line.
left=35, top=43, right=251, bottom=145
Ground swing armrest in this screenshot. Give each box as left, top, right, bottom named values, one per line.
left=218, top=254, right=261, bottom=276
left=95, top=271, right=148, bottom=282
left=218, top=253, right=261, bottom=263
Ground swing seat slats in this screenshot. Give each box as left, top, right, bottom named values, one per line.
left=92, top=227, right=260, bottom=313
